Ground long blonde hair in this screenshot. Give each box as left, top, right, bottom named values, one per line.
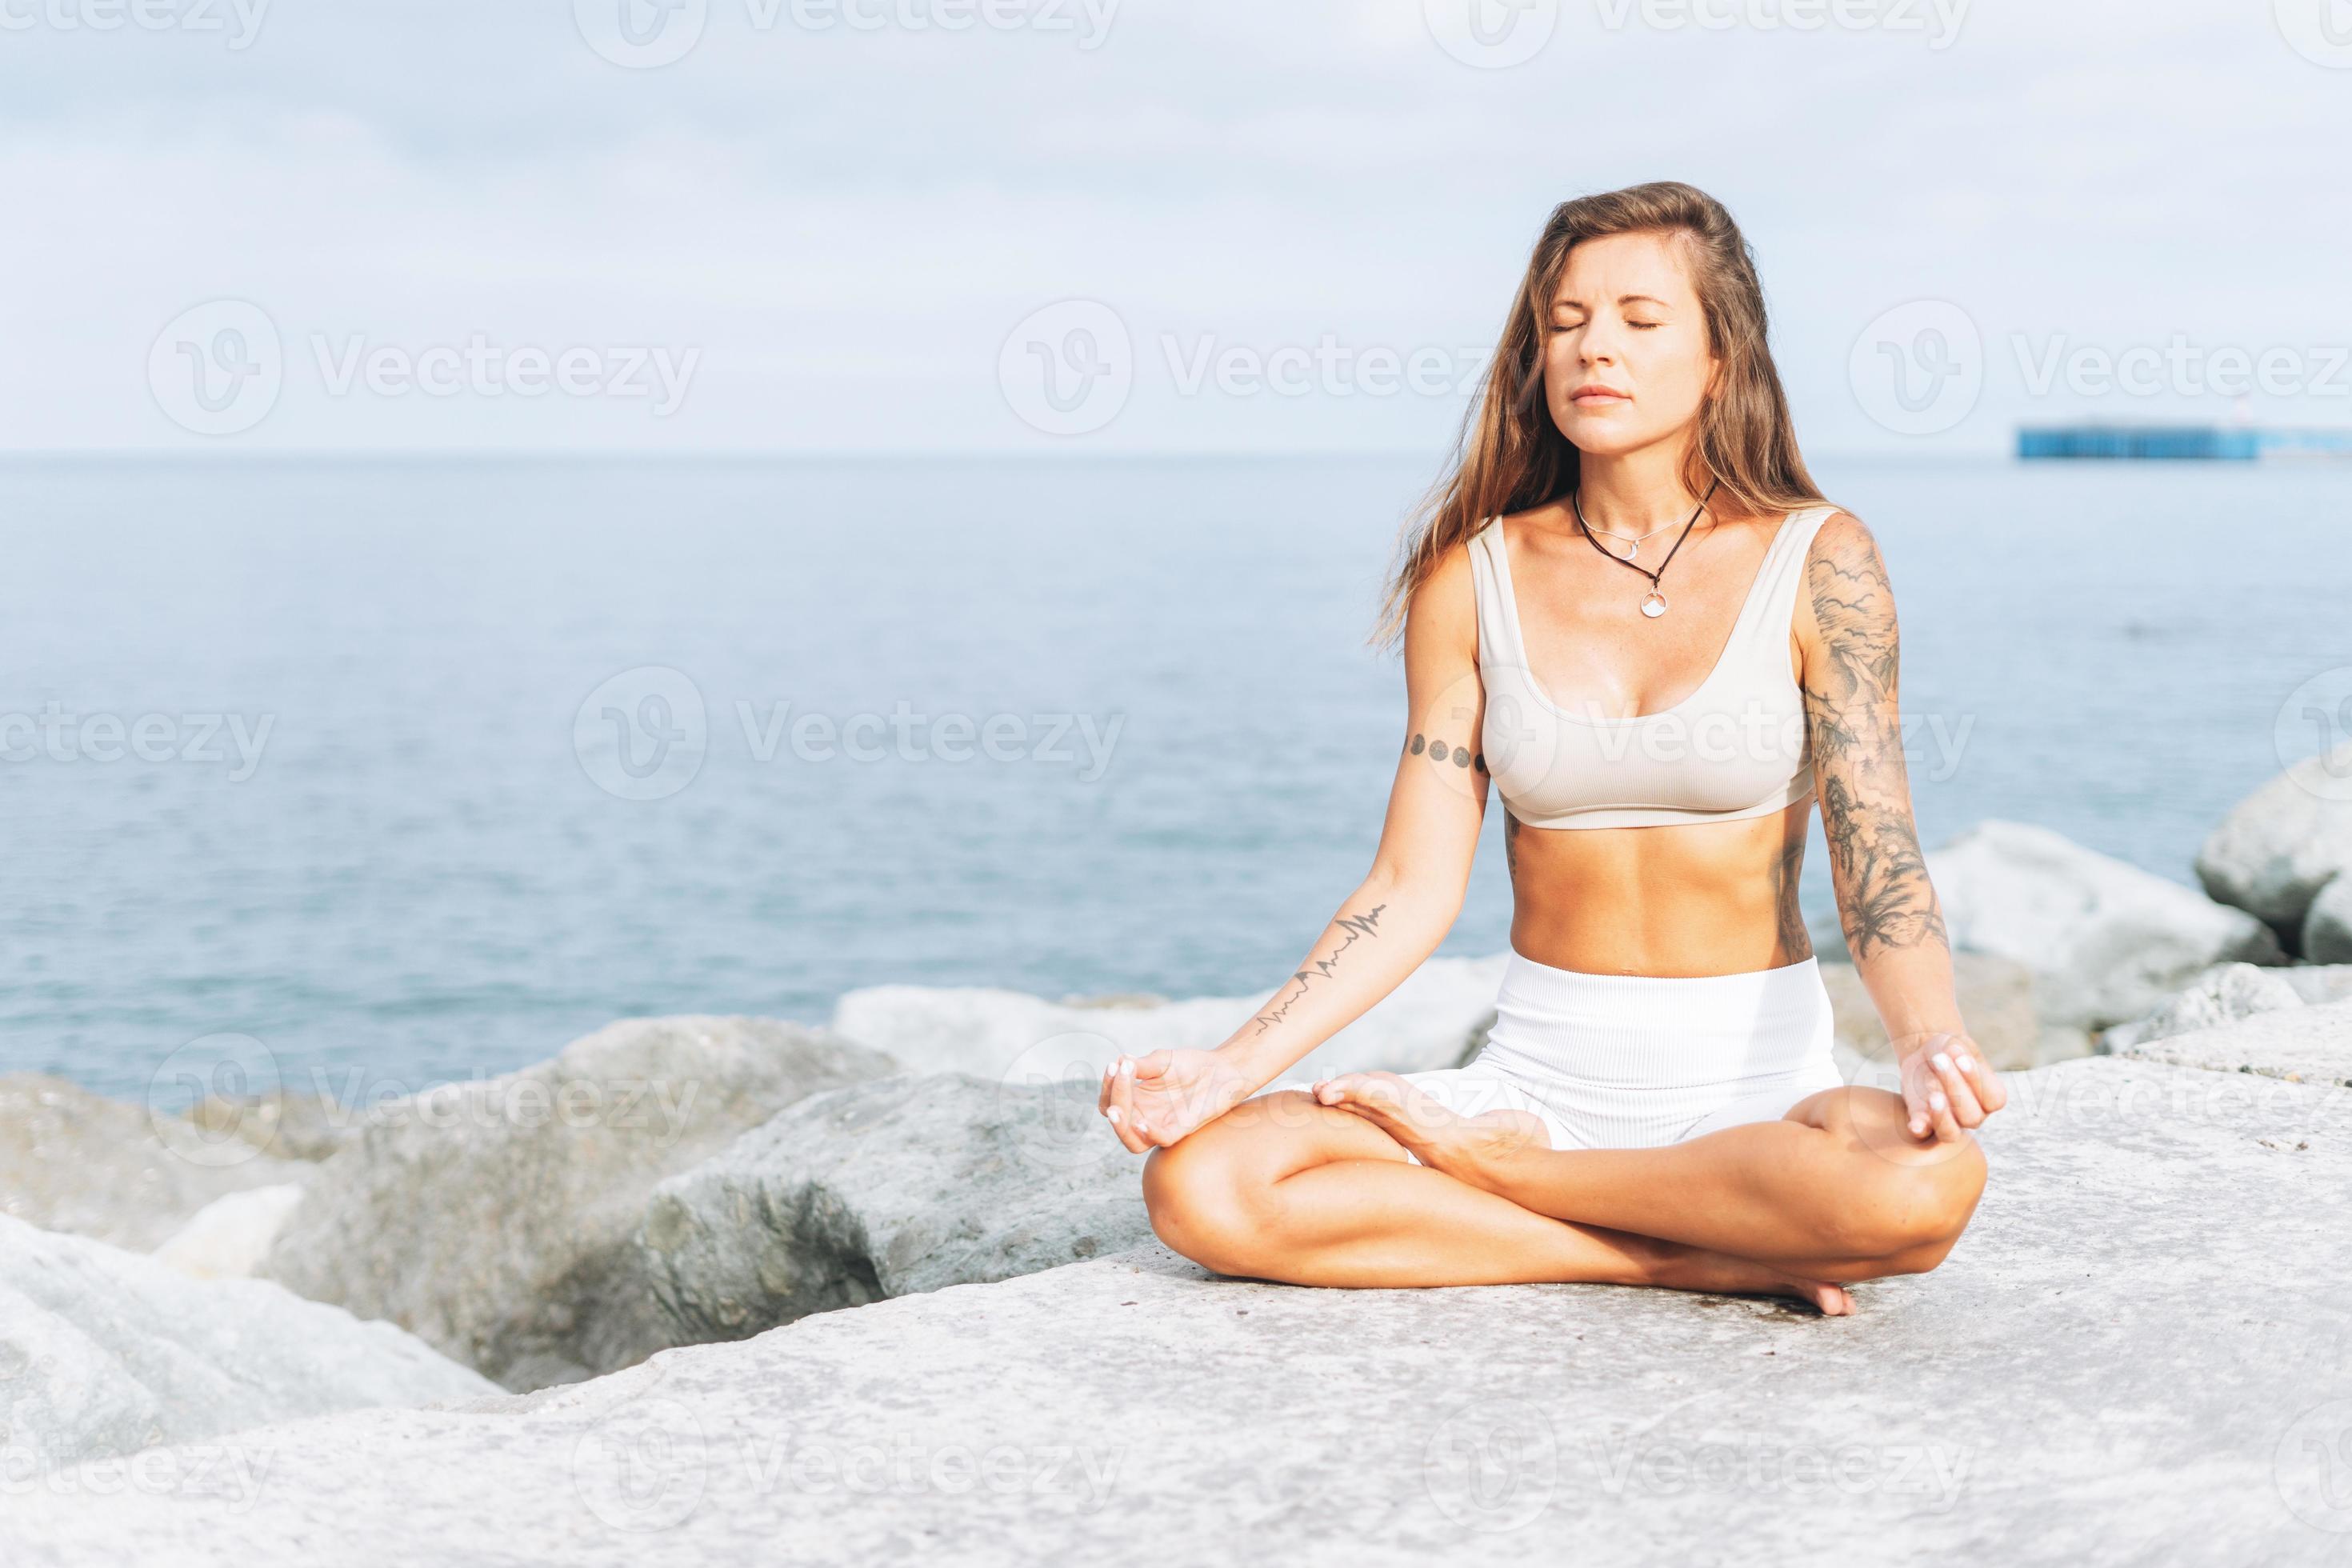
left=1373, top=181, right=1828, bottom=649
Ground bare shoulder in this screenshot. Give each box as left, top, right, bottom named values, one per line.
left=1402, top=529, right=1482, bottom=662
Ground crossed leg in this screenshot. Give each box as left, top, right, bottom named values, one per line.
left=1142, top=1081, right=1988, bottom=1314
left=1142, top=1090, right=1866, bottom=1314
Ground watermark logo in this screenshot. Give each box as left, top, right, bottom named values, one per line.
left=2274, top=668, right=2352, bottom=803
left=1000, top=300, right=1134, bottom=436
left=576, top=667, right=709, bottom=802
left=1424, top=0, right=1560, bottom=68
left=2277, top=1398, right=2352, bottom=1532
left=998, top=1031, right=1120, bottom=1173
left=149, top=300, right=283, bottom=437
left=1423, top=1398, right=1557, bottom=1532
left=2275, top=0, right=2352, bottom=68
left=575, top=0, right=710, bottom=67
left=146, top=1033, right=282, bottom=1170
left=1850, top=299, right=1982, bottom=436
left=573, top=1385, right=711, bottom=1532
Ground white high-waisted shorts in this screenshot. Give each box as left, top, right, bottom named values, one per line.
left=1284, top=949, right=1845, bottom=1159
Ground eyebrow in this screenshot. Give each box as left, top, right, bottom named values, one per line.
left=1551, top=293, right=1674, bottom=310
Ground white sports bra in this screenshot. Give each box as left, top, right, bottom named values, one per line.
left=1468, top=504, right=1834, bottom=830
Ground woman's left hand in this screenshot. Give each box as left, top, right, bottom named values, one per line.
left=1897, top=1030, right=2006, bottom=1142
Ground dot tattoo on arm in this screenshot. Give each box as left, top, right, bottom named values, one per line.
left=1407, top=734, right=1487, bottom=774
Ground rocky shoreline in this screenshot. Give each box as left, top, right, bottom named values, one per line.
left=6, top=745, right=2352, bottom=1559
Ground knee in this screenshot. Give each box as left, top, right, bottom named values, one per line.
left=1836, top=1135, right=1988, bottom=1272
left=1141, top=1135, right=1274, bottom=1277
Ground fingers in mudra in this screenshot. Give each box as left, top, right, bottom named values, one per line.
left=1312, top=1070, right=1418, bottom=1119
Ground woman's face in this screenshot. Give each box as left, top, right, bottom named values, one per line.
left=1542, top=230, right=1718, bottom=462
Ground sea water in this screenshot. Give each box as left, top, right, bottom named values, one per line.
left=0, top=455, right=2341, bottom=1100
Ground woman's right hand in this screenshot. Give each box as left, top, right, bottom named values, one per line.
left=1097, top=1048, right=1258, bottom=1153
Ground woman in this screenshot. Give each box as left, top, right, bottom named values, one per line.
left=1096, top=182, right=2000, bottom=1316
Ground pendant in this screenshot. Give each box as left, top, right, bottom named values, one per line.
left=1640, top=590, right=1668, bottom=618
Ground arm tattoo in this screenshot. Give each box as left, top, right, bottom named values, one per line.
left=1407, top=732, right=1486, bottom=773
left=1770, top=829, right=1811, bottom=960
left=1803, top=526, right=1950, bottom=962
left=1253, top=905, right=1386, bottom=1034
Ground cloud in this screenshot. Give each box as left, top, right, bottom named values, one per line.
left=0, top=0, right=2346, bottom=452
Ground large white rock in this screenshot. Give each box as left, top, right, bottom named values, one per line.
left=260, top=1017, right=896, bottom=1392
left=1927, top=819, right=2283, bottom=1030
left=150, top=1186, right=307, bottom=1282
left=2304, top=876, right=2352, bottom=966
left=2274, top=962, right=2352, bottom=1006
left=0, top=1074, right=308, bottom=1251
left=0, top=1214, right=493, bottom=1474
left=2113, top=994, right=2352, bottom=1090
left=8, top=1052, right=2349, bottom=1565
left=2194, top=740, right=2352, bottom=939
left=1816, top=951, right=2058, bottom=1070
left=830, top=953, right=1510, bottom=1082
left=2097, top=962, right=2310, bottom=1053
left=640, top=1073, right=1153, bottom=1343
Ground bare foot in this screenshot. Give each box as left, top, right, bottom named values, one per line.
left=1652, top=1245, right=1854, bottom=1316
left=1318, top=1072, right=1854, bottom=1315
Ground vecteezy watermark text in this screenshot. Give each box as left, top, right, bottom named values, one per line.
left=998, top=299, right=1490, bottom=437
left=735, top=700, right=1122, bottom=777
left=0, top=0, right=270, bottom=48
left=312, top=336, right=700, bottom=416
left=0, top=706, right=272, bottom=781
left=2, top=1442, right=277, bottom=1509
left=1590, top=1432, right=1971, bottom=1507
left=573, top=667, right=1125, bottom=802
left=2011, top=334, right=2352, bottom=401
left=574, top=0, right=1119, bottom=69
left=148, top=302, right=702, bottom=438
left=1594, top=0, right=1968, bottom=49
left=570, top=1381, right=1124, bottom=1537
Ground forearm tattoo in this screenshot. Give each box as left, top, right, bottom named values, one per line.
left=1803, top=529, right=1950, bottom=962
left=1253, top=905, right=1386, bottom=1034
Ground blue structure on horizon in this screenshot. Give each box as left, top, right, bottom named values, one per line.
left=2019, top=425, right=2352, bottom=461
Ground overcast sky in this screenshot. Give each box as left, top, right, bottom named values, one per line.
left=2, top=0, right=2348, bottom=454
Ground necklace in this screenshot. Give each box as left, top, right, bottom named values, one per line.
left=1571, top=515, right=1683, bottom=560
left=1572, top=479, right=1721, bottom=620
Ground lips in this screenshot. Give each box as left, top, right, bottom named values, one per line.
left=1570, top=386, right=1631, bottom=405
